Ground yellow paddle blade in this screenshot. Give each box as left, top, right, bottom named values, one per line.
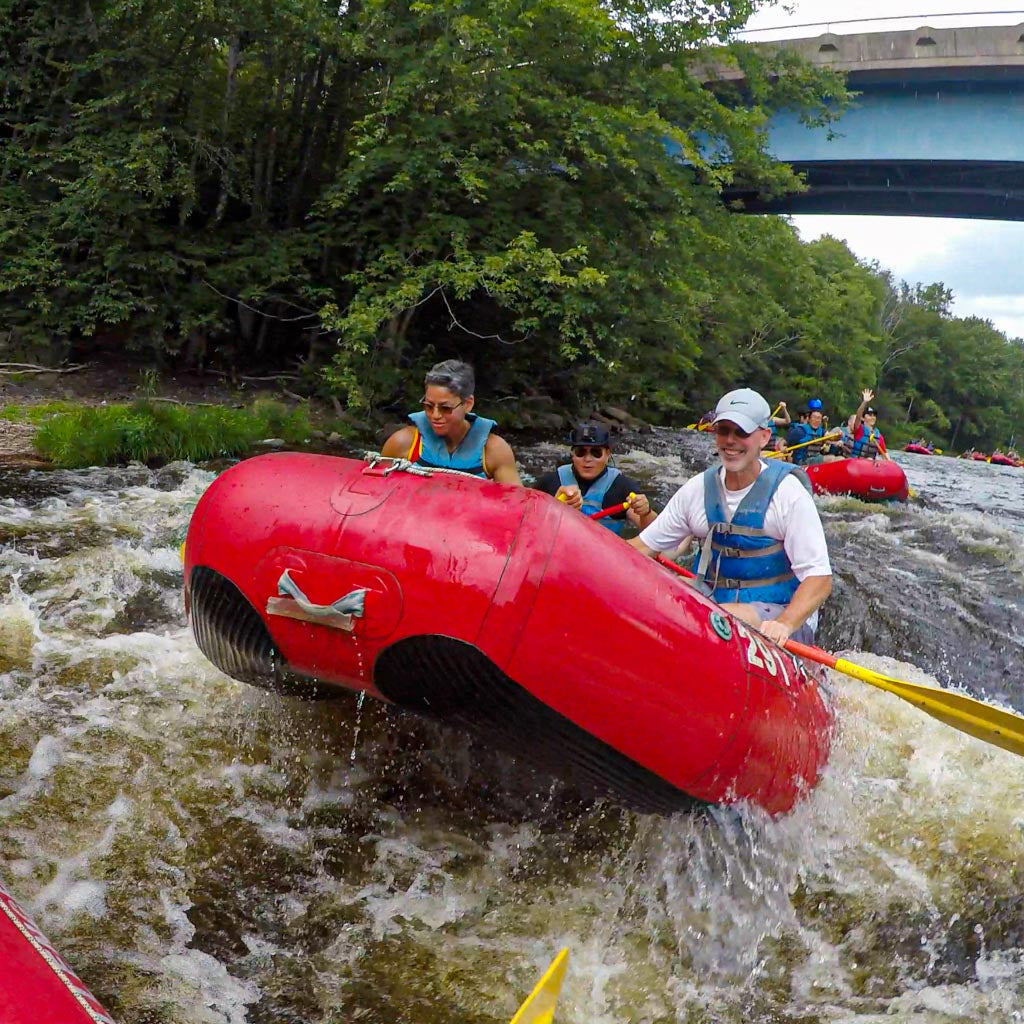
left=834, top=657, right=1024, bottom=757
left=510, top=949, right=569, bottom=1024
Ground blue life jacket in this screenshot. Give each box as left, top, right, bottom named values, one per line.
left=850, top=424, right=881, bottom=459
left=787, top=422, right=825, bottom=465
left=697, top=460, right=812, bottom=604
left=839, top=427, right=854, bottom=457
left=407, top=411, right=495, bottom=477
left=557, top=464, right=625, bottom=534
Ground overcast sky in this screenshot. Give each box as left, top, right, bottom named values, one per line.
left=738, top=2, right=1024, bottom=340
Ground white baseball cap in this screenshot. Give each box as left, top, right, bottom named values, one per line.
left=712, top=388, right=772, bottom=434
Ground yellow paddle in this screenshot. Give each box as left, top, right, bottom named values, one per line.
left=510, top=949, right=569, bottom=1024
left=785, top=639, right=1024, bottom=758
left=653, top=555, right=1024, bottom=758
left=764, top=430, right=842, bottom=459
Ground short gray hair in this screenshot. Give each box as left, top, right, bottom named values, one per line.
left=424, top=359, right=475, bottom=399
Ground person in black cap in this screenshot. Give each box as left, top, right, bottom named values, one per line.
left=534, top=423, right=657, bottom=535
left=849, top=388, right=886, bottom=459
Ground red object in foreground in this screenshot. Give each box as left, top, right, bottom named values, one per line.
left=588, top=499, right=629, bottom=520
left=0, top=879, right=115, bottom=1024
left=183, top=453, right=833, bottom=815
left=804, top=459, right=909, bottom=502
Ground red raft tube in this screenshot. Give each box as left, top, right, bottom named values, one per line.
left=0, top=878, right=116, bottom=1024
left=183, top=454, right=833, bottom=816
left=805, top=459, right=909, bottom=502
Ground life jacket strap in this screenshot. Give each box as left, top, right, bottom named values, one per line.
left=713, top=570, right=797, bottom=591
left=711, top=539, right=784, bottom=558
left=711, top=522, right=775, bottom=538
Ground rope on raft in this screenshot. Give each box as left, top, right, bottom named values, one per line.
left=360, top=452, right=482, bottom=478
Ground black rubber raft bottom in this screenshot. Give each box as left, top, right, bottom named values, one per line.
left=189, top=566, right=700, bottom=815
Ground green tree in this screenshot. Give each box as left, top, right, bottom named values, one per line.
left=1, top=0, right=847, bottom=413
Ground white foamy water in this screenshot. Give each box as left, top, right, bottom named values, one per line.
left=1, top=444, right=1023, bottom=1023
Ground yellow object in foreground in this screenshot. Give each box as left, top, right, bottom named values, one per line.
left=510, top=949, right=569, bottom=1024
left=833, top=654, right=1024, bottom=758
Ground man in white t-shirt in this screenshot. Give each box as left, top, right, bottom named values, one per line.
left=629, top=387, right=832, bottom=645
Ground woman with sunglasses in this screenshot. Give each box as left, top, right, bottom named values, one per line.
left=381, top=359, right=521, bottom=484
left=629, top=388, right=832, bottom=646
left=534, top=423, right=657, bottom=535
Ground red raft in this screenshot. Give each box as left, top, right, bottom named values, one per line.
left=0, top=878, right=115, bottom=1024
left=183, top=453, right=833, bottom=815
left=805, top=459, right=909, bottom=502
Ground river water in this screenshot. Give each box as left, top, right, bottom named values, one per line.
left=1, top=434, right=1023, bottom=1023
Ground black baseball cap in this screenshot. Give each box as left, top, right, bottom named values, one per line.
left=568, top=423, right=610, bottom=447
left=865, top=406, right=877, bottom=415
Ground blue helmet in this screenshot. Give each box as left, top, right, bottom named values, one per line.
left=807, top=397, right=823, bottom=411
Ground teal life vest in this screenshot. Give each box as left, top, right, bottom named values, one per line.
left=407, top=410, right=495, bottom=477
left=788, top=422, right=825, bottom=465
left=850, top=424, right=881, bottom=459
left=697, top=460, right=812, bottom=605
left=557, top=464, right=625, bottom=534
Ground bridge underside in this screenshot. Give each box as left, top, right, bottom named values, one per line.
left=728, top=160, right=1024, bottom=220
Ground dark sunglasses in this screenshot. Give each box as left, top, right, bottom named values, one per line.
left=420, top=398, right=464, bottom=416
left=714, top=423, right=752, bottom=440
left=571, top=445, right=608, bottom=459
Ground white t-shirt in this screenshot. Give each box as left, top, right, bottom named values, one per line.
left=638, top=462, right=832, bottom=581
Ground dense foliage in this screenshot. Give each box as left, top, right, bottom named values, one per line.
left=2, top=0, right=1022, bottom=451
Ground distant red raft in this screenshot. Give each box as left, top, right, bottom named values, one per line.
left=0, top=878, right=115, bottom=1024
left=183, top=453, right=834, bottom=816
left=805, top=459, right=909, bottom=502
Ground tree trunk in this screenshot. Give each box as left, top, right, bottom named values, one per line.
left=949, top=413, right=963, bottom=450
left=211, top=35, right=241, bottom=228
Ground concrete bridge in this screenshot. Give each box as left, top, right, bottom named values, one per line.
left=723, top=23, right=1024, bottom=219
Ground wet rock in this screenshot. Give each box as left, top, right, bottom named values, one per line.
left=532, top=411, right=569, bottom=433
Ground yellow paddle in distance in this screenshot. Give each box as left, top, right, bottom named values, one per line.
left=510, top=949, right=569, bottom=1024
left=653, top=555, right=1024, bottom=758
left=764, top=431, right=842, bottom=459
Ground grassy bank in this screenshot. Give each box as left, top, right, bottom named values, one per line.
left=2, top=398, right=352, bottom=468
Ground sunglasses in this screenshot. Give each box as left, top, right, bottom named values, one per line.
left=420, top=398, right=464, bottom=416
left=713, top=423, right=753, bottom=440
left=571, top=445, right=608, bottom=459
